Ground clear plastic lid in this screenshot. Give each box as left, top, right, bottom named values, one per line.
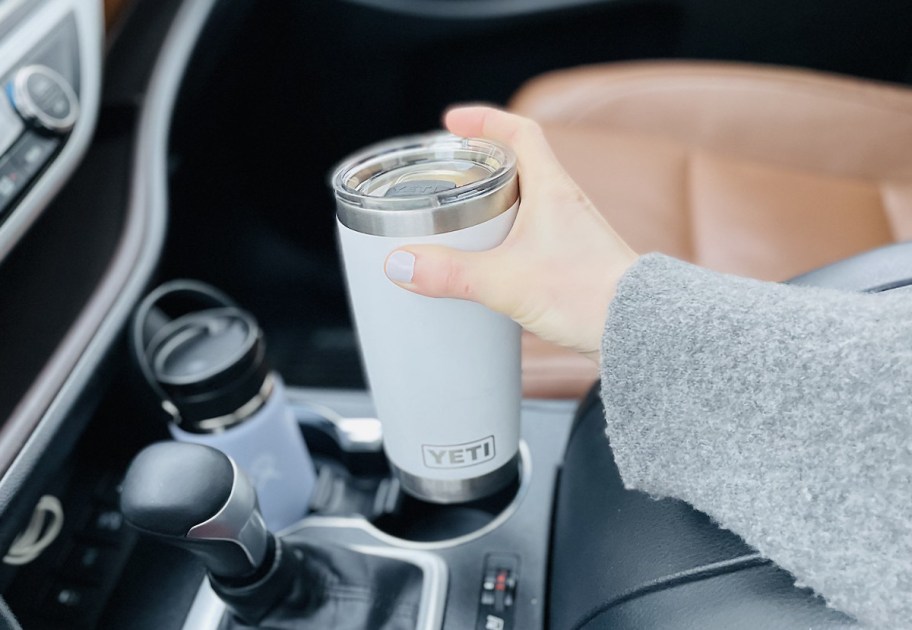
left=331, top=132, right=518, bottom=237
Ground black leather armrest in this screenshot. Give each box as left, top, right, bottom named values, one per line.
left=787, top=241, right=912, bottom=292
left=549, top=242, right=912, bottom=629
left=548, top=390, right=854, bottom=630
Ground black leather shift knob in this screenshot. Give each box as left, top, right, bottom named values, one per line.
left=121, top=442, right=271, bottom=581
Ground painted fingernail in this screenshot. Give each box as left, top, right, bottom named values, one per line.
left=385, top=250, right=415, bottom=283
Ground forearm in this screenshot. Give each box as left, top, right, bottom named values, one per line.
left=600, top=254, right=912, bottom=629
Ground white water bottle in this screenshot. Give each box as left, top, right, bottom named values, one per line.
left=134, top=284, right=316, bottom=531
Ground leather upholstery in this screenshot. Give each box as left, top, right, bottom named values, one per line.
left=549, top=385, right=854, bottom=630
left=104, top=0, right=132, bottom=28
left=511, top=62, right=912, bottom=398
left=521, top=333, right=603, bottom=399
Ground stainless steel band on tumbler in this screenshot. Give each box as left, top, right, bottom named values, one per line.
left=393, top=452, right=522, bottom=504
left=332, top=132, right=518, bottom=237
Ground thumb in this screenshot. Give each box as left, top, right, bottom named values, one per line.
left=384, top=246, right=496, bottom=305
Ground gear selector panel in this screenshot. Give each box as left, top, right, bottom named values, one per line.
left=477, top=553, right=519, bottom=630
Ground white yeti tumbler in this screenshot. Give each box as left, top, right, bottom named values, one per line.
left=333, top=133, right=521, bottom=504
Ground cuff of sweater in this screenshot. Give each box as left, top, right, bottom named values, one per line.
left=597, top=253, right=835, bottom=496
left=598, top=253, right=735, bottom=496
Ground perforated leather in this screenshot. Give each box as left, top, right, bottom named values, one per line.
left=511, top=62, right=912, bottom=398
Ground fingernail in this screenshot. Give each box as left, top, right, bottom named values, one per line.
left=385, top=250, right=415, bottom=283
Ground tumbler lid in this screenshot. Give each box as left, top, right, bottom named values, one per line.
left=332, top=132, right=518, bottom=237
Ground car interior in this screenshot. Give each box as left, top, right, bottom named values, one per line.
left=0, top=0, right=911, bottom=628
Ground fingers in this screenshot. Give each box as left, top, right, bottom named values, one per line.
left=444, top=106, right=565, bottom=188
left=384, top=245, right=496, bottom=305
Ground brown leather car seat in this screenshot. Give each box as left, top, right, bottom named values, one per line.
left=511, top=61, right=912, bottom=398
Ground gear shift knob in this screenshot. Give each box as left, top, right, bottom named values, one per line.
left=120, top=442, right=271, bottom=581
left=121, top=442, right=427, bottom=628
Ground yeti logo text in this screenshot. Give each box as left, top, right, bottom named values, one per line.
left=422, top=436, right=496, bottom=469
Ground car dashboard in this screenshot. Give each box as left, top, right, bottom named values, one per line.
left=0, top=0, right=102, bottom=462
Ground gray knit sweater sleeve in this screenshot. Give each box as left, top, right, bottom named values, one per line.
left=599, top=253, right=912, bottom=629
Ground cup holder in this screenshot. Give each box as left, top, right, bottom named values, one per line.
left=300, top=416, right=527, bottom=546
left=372, top=465, right=522, bottom=543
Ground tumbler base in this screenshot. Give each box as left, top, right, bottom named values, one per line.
left=391, top=453, right=520, bottom=504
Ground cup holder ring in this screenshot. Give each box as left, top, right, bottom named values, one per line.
left=367, top=440, right=531, bottom=548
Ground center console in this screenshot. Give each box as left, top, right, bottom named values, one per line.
left=147, top=389, right=576, bottom=630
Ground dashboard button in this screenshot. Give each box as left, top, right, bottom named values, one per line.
left=41, top=582, right=100, bottom=620
left=0, top=156, right=28, bottom=213
left=92, top=473, right=124, bottom=507
left=10, top=132, right=59, bottom=177
left=82, top=506, right=126, bottom=545
left=62, top=543, right=114, bottom=584
left=0, top=133, right=59, bottom=217
left=0, top=93, right=24, bottom=157
left=7, top=65, right=79, bottom=134
left=0, top=174, right=15, bottom=198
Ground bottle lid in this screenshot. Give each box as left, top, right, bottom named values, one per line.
left=146, top=307, right=270, bottom=432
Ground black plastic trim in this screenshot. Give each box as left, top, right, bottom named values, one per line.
left=0, top=596, right=20, bottom=630
left=787, top=241, right=912, bottom=293
left=340, top=0, right=627, bottom=19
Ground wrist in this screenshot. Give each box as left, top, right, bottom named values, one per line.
left=587, top=251, right=638, bottom=363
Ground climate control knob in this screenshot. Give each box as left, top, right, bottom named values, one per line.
left=7, top=65, right=79, bottom=134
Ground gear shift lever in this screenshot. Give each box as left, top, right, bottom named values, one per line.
left=121, top=442, right=426, bottom=629
left=121, top=441, right=270, bottom=580
left=121, top=442, right=300, bottom=623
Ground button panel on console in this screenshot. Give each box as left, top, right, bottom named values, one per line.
left=0, top=131, right=60, bottom=219
left=476, top=553, right=519, bottom=630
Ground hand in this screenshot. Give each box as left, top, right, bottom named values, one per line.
left=383, top=106, right=638, bottom=362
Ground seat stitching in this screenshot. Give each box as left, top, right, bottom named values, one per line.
left=548, top=68, right=912, bottom=126
left=683, top=150, right=696, bottom=264
left=570, top=82, right=912, bottom=124
left=878, top=182, right=902, bottom=242
left=545, top=120, right=912, bottom=185
left=567, top=553, right=770, bottom=630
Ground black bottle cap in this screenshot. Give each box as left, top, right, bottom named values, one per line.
left=146, top=307, right=270, bottom=431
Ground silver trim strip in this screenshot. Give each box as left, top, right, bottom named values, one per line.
left=181, top=543, right=448, bottom=630
left=0, top=0, right=218, bottom=503
left=187, top=459, right=269, bottom=570
left=0, top=0, right=32, bottom=27
left=293, top=402, right=385, bottom=453
left=181, top=581, right=228, bottom=630
left=0, top=91, right=24, bottom=157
